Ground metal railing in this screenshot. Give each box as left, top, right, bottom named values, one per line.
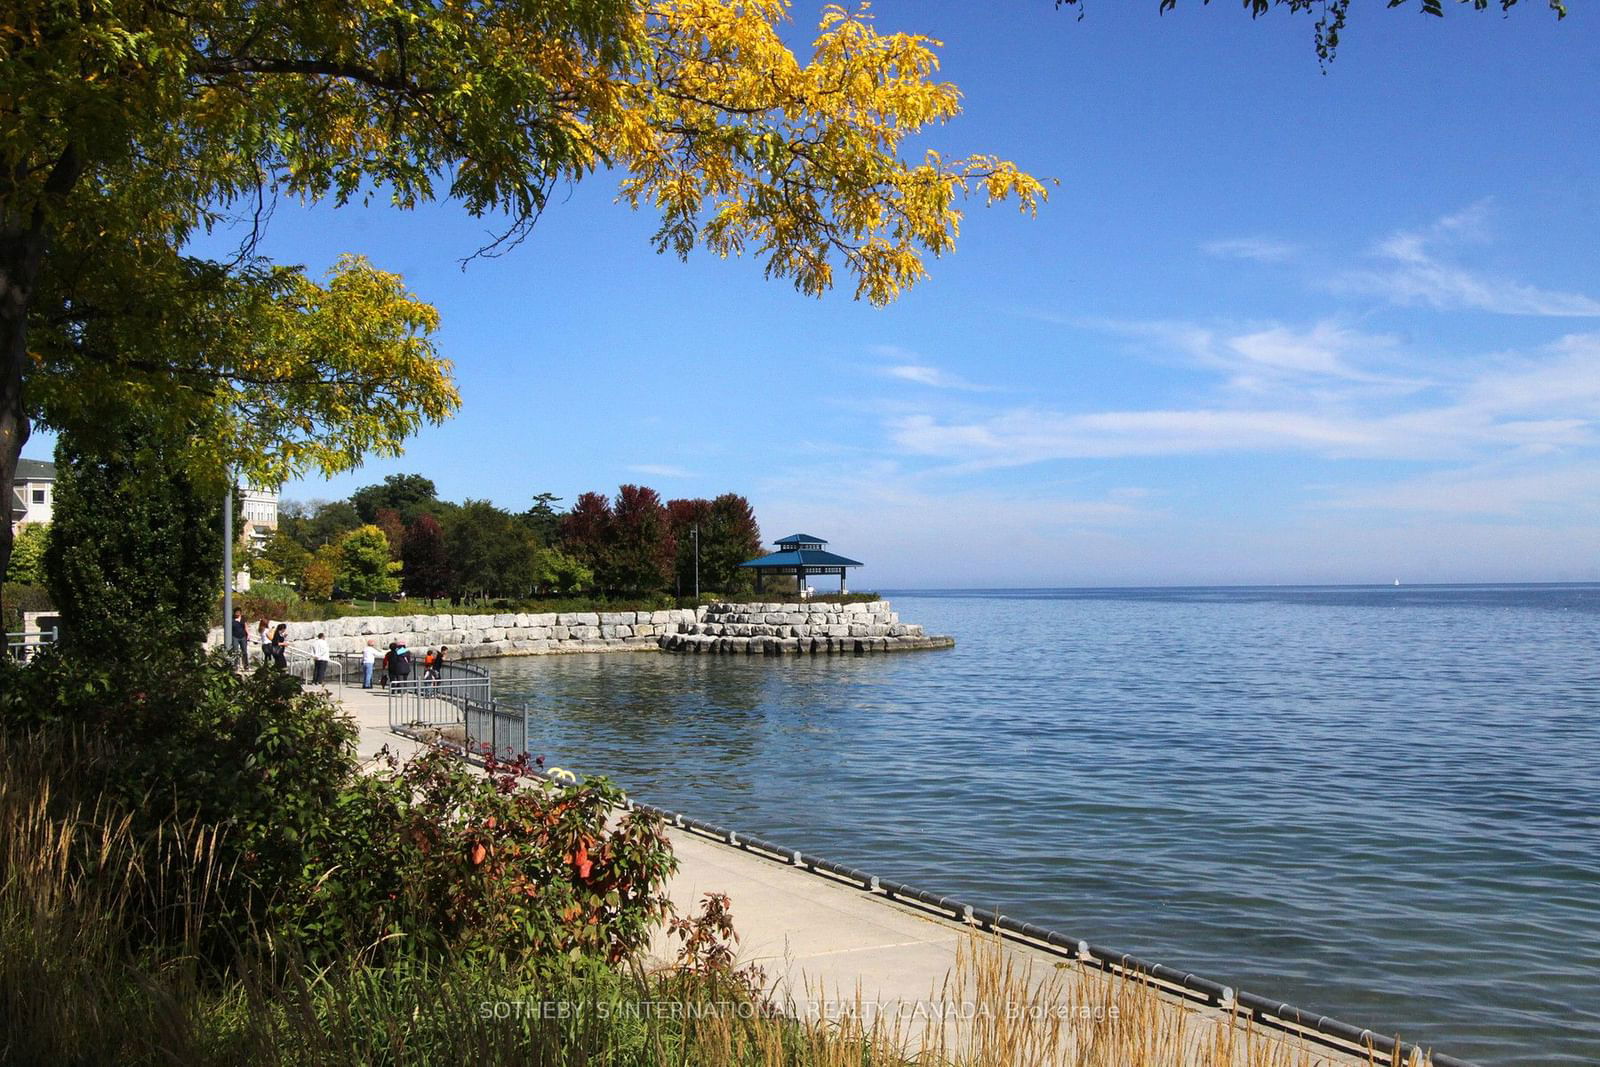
left=385, top=661, right=493, bottom=736
left=279, top=646, right=360, bottom=687
left=5, top=629, right=57, bottom=662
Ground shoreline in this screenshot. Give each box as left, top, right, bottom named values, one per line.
left=334, top=682, right=1456, bottom=1067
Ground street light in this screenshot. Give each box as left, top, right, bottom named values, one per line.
left=222, top=477, right=234, bottom=657
left=691, top=524, right=699, bottom=600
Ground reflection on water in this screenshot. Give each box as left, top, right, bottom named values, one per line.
left=484, top=586, right=1600, bottom=1066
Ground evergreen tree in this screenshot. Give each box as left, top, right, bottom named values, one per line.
left=45, top=422, right=222, bottom=656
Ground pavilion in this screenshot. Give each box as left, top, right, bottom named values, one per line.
left=738, top=534, right=863, bottom=594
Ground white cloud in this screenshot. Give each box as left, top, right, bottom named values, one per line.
left=880, top=363, right=992, bottom=391
left=1338, top=204, right=1600, bottom=317
left=1201, top=236, right=1300, bottom=263
left=869, top=327, right=1600, bottom=520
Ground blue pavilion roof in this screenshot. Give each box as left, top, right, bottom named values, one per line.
left=739, top=548, right=862, bottom=569
left=775, top=533, right=828, bottom=545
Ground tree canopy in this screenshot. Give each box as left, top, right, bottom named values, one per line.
left=0, top=0, right=1046, bottom=598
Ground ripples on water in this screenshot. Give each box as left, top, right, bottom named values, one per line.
left=484, top=585, right=1600, bottom=1065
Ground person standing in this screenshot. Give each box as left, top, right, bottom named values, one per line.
left=270, top=623, right=289, bottom=668
left=257, top=618, right=271, bottom=662
left=390, top=639, right=413, bottom=690
left=310, top=631, right=331, bottom=684
left=361, top=639, right=378, bottom=689
left=231, top=610, right=250, bottom=668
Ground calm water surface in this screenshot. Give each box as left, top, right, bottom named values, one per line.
left=484, top=586, right=1600, bottom=1065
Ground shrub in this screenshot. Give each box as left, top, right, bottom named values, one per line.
left=0, top=648, right=357, bottom=955
left=0, top=581, right=53, bottom=636
left=303, top=747, right=676, bottom=966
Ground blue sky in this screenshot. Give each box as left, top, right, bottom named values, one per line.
left=35, top=2, right=1600, bottom=587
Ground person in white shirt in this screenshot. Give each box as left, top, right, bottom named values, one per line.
left=361, top=639, right=379, bottom=689
left=310, top=632, right=331, bottom=684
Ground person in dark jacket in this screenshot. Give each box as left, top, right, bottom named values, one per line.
left=270, top=623, right=289, bottom=668
left=231, top=610, right=250, bottom=668
left=390, top=641, right=413, bottom=690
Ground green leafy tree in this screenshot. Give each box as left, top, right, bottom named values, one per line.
left=532, top=544, right=594, bottom=596
left=0, top=0, right=1043, bottom=600
left=445, top=500, right=538, bottom=602
left=701, top=493, right=763, bottom=593
left=351, top=474, right=439, bottom=524
left=44, top=422, right=221, bottom=656
left=336, top=525, right=401, bottom=601
left=402, top=514, right=453, bottom=603
left=288, top=500, right=362, bottom=551
left=610, top=485, right=675, bottom=595
left=253, top=529, right=313, bottom=588
left=8, top=523, right=48, bottom=586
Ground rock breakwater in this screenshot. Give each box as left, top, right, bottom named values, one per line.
left=658, top=600, right=953, bottom=655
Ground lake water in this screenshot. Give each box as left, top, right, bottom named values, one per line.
left=483, top=586, right=1600, bottom=1065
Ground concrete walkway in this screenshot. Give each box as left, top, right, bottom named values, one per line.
left=328, top=683, right=1376, bottom=1066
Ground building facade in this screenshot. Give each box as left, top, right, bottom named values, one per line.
left=10, top=458, right=55, bottom=527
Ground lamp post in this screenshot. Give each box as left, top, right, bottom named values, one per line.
left=222, top=477, right=234, bottom=658
left=691, top=524, right=699, bottom=600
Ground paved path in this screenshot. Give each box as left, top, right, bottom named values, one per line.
left=328, top=683, right=1375, bottom=1066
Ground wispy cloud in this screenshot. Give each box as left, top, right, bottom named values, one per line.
left=875, top=330, right=1600, bottom=493
left=1201, top=236, right=1299, bottom=263
left=1091, top=318, right=1428, bottom=397
left=1337, top=203, right=1600, bottom=317
left=867, top=347, right=992, bottom=391
left=880, top=363, right=992, bottom=390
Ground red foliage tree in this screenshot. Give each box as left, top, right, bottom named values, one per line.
left=665, top=497, right=712, bottom=596
left=402, top=513, right=452, bottom=602
left=560, top=491, right=614, bottom=592
left=610, top=484, right=675, bottom=595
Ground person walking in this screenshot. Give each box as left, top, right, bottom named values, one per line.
left=231, top=610, right=250, bottom=669
left=257, top=618, right=271, bottom=662
left=361, top=639, right=378, bottom=689
left=270, top=623, right=289, bottom=668
left=310, top=631, right=331, bottom=685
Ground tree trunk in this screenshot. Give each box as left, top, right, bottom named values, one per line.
left=0, top=224, right=41, bottom=613
left=2, top=143, right=82, bottom=622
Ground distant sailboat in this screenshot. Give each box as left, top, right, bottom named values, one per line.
left=1394, top=579, right=1401, bottom=587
